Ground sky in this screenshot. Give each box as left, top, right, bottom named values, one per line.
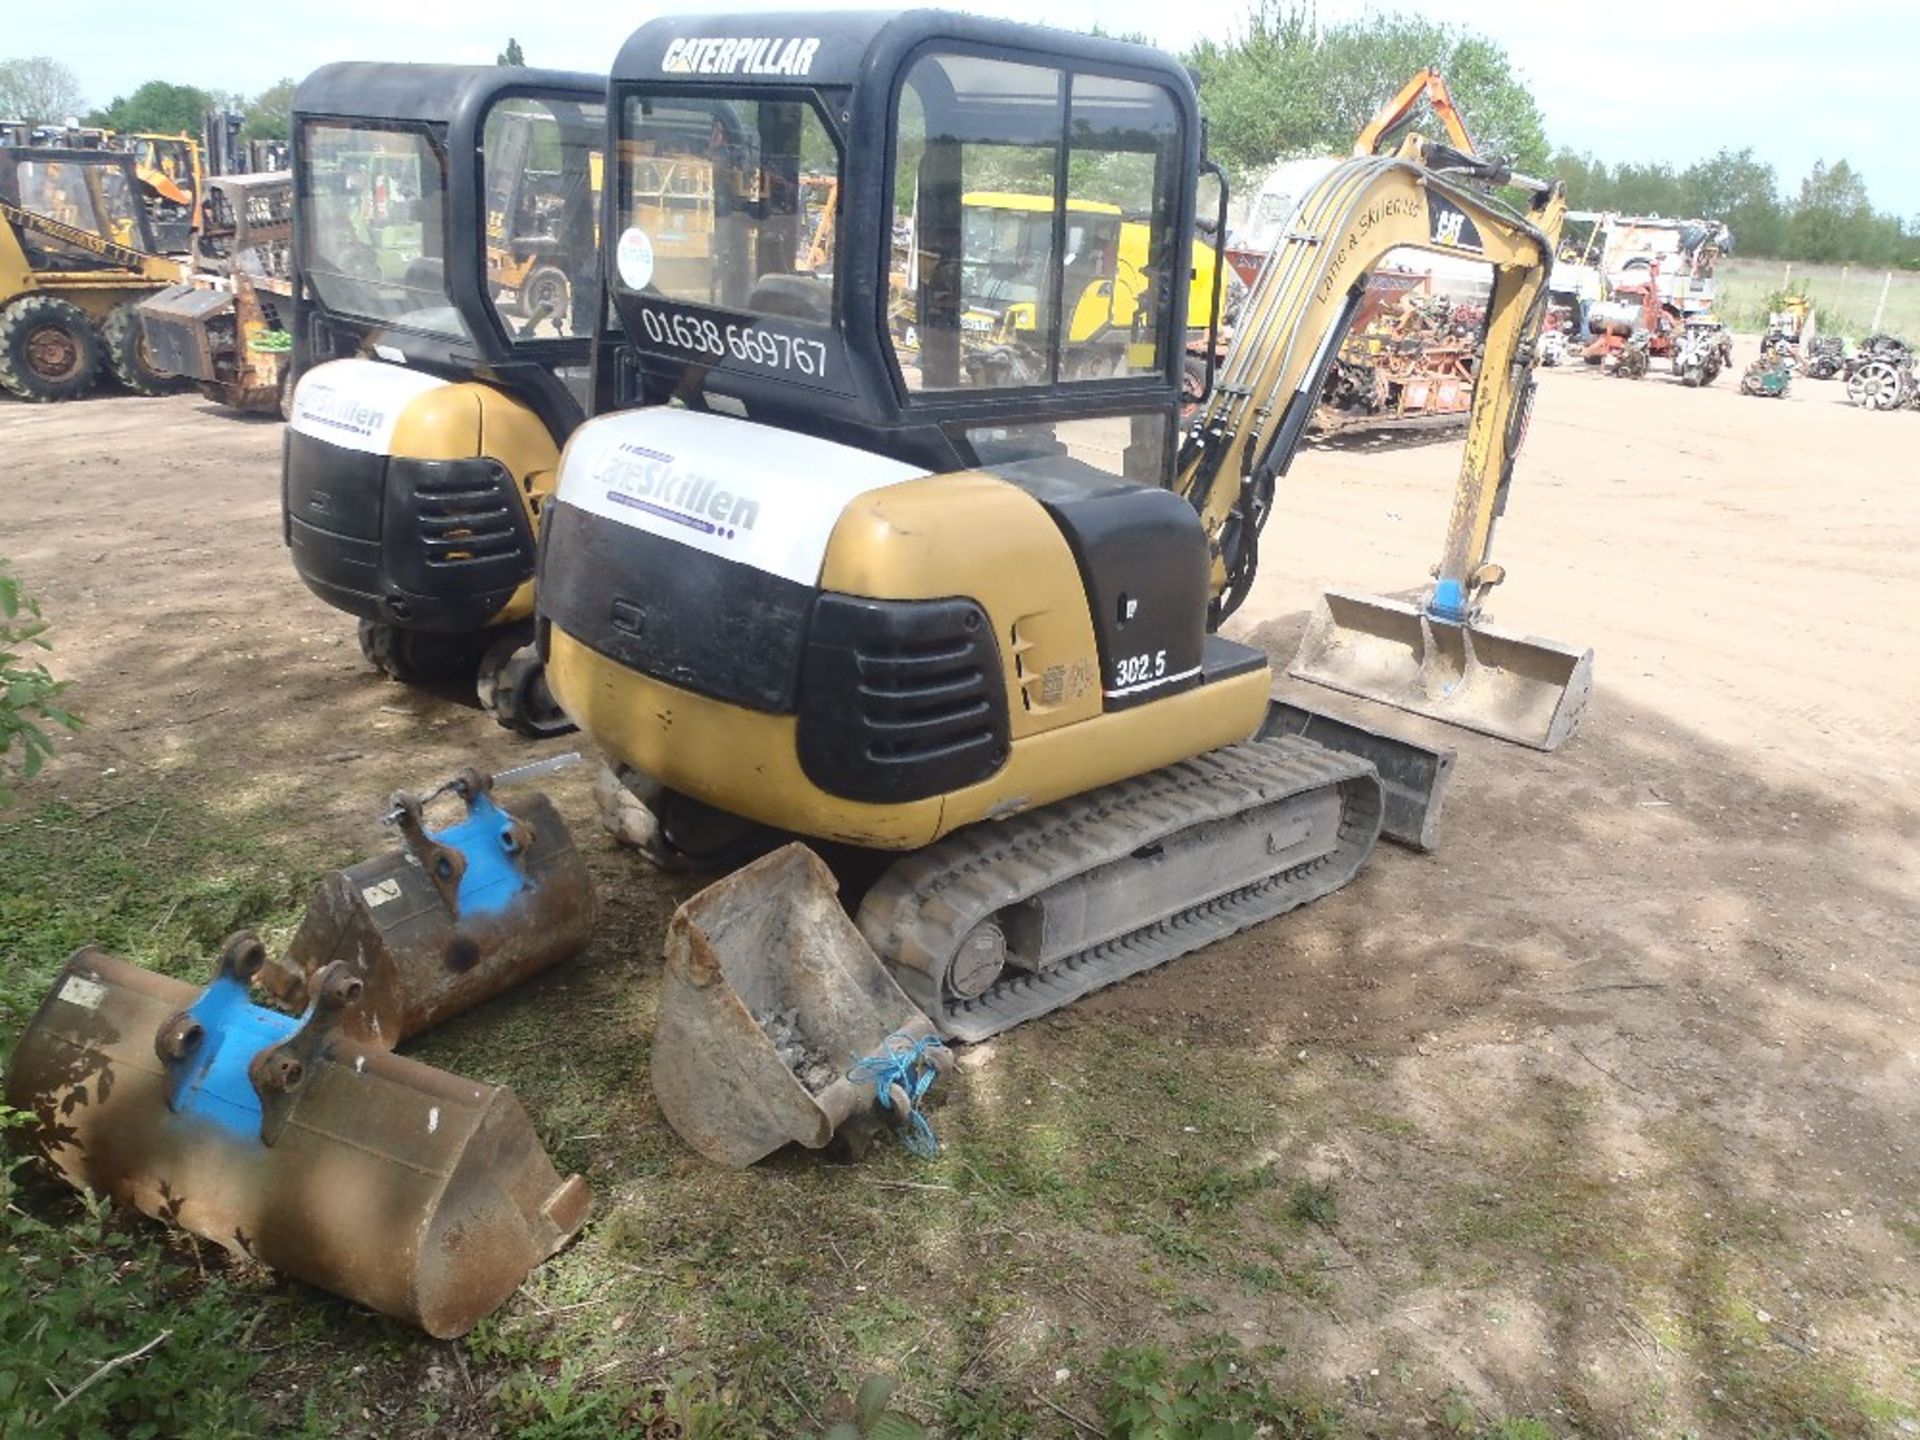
left=12, top=0, right=1918, bottom=220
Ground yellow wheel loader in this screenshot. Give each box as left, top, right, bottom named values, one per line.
left=0, top=147, right=184, bottom=401
left=533, top=7, right=1590, bottom=1125
left=281, top=65, right=604, bottom=735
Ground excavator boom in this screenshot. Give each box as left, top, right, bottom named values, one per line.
left=1180, top=140, right=1590, bottom=750
left=1351, top=68, right=1478, bottom=160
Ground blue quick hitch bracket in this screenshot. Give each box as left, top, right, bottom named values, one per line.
left=1427, top=577, right=1471, bottom=624
left=389, top=767, right=535, bottom=921
left=154, top=933, right=363, bottom=1146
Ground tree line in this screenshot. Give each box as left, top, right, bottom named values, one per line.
left=5, top=11, right=1914, bottom=267
left=1184, top=1, right=1913, bottom=269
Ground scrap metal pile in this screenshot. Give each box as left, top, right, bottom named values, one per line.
left=1843, top=335, right=1917, bottom=411
left=1317, top=282, right=1485, bottom=431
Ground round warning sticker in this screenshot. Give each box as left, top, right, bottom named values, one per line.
left=616, top=227, right=655, bottom=290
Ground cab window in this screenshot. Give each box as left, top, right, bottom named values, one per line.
left=888, top=53, right=1183, bottom=395
left=481, top=96, right=605, bottom=341
left=615, top=94, right=840, bottom=326
left=298, top=122, right=468, bottom=340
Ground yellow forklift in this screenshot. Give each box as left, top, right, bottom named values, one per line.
left=535, top=11, right=1591, bottom=1076
left=0, top=146, right=183, bottom=400
left=281, top=65, right=603, bottom=733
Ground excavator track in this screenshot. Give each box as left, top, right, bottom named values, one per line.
left=857, top=736, right=1383, bottom=1042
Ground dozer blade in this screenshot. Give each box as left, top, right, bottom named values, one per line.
left=1288, top=590, right=1593, bottom=752
left=4, top=935, right=590, bottom=1339
left=261, top=767, right=595, bottom=1048
left=1261, top=699, right=1455, bottom=852
left=652, top=843, right=949, bottom=1168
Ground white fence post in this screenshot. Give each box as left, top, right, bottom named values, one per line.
left=1870, top=271, right=1893, bottom=333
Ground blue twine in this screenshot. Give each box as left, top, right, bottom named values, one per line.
left=849, top=1031, right=949, bottom=1159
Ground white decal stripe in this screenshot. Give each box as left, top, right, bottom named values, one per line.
left=554, top=407, right=926, bottom=586
left=1103, top=665, right=1204, bottom=699
left=288, top=358, right=453, bottom=456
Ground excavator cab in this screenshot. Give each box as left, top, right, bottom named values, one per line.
left=283, top=64, right=604, bottom=734
left=582, top=14, right=1198, bottom=478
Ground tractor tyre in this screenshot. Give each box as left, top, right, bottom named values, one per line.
left=0, top=294, right=102, bottom=402
left=516, top=265, right=571, bottom=330
left=103, top=301, right=176, bottom=396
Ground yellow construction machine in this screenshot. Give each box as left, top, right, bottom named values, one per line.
left=137, top=171, right=297, bottom=415
left=527, top=12, right=1588, bottom=1161
left=281, top=65, right=604, bottom=734
left=0, top=146, right=184, bottom=399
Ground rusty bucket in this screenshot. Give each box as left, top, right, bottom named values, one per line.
left=4, top=935, right=590, bottom=1338
left=652, top=843, right=950, bottom=1168
left=263, top=767, right=595, bottom=1048
left=1289, top=590, right=1593, bottom=752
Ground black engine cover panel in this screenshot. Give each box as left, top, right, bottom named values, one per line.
left=538, top=499, right=813, bottom=712
left=990, top=456, right=1210, bottom=711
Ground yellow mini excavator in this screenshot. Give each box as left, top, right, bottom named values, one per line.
left=281, top=65, right=603, bottom=734
left=537, top=12, right=1585, bottom=1051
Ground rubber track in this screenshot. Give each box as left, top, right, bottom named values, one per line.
left=857, top=735, right=1383, bottom=1042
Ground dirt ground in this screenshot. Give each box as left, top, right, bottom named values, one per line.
left=2, top=346, right=1917, bottom=1437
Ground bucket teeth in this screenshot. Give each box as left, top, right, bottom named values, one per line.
left=4, top=939, right=589, bottom=1339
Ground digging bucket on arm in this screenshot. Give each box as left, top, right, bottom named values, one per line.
left=1288, top=592, right=1592, bottom=752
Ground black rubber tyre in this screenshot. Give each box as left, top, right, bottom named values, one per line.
left=103, top=301, right=177, bottom=395
left=516, top=265, right=571, bottom=329
left=277, top=365, right=294, bottom=422
left=476, top=632, right=577, bottom=738
left=356, top=618, right=480, bottom=685
left=0, top=294, right=102, bottom=402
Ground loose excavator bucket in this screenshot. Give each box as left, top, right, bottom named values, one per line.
left=651, top=844, right=949, bottom=1168
left=261, top=765, right=595, bottom=1048
left=1289, top=591, right=1593, bottom=752
left=4, top=935, right=590, bottom=1338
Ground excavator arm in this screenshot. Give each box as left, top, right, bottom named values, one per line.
left=1179, top=139, right=1564, bottom=616
left=1178, top=140, right=1591, bottom=752
left=1352, top=68, right=1477, bottom=160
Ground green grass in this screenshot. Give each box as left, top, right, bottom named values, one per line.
left=0, top=791, right=316, bottom=1052
left=1716, top=257, right=1920, bottom=339
left=4, top=779, right=1917, bottom=1436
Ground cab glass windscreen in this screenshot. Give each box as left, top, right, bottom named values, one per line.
left=481, top=96, right=605, bottom=340
left=297, top=122, right=470, bottom=339
left=6, top=157, right=146, bottom=258
left=614, top=94, right=840, bottom=325
left=888, top=56, right=1183, bottom=394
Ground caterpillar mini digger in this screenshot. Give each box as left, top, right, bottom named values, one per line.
left=536, top=6, right=1588, bottom=1142
left=282, top=64, right=603, bottom=734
